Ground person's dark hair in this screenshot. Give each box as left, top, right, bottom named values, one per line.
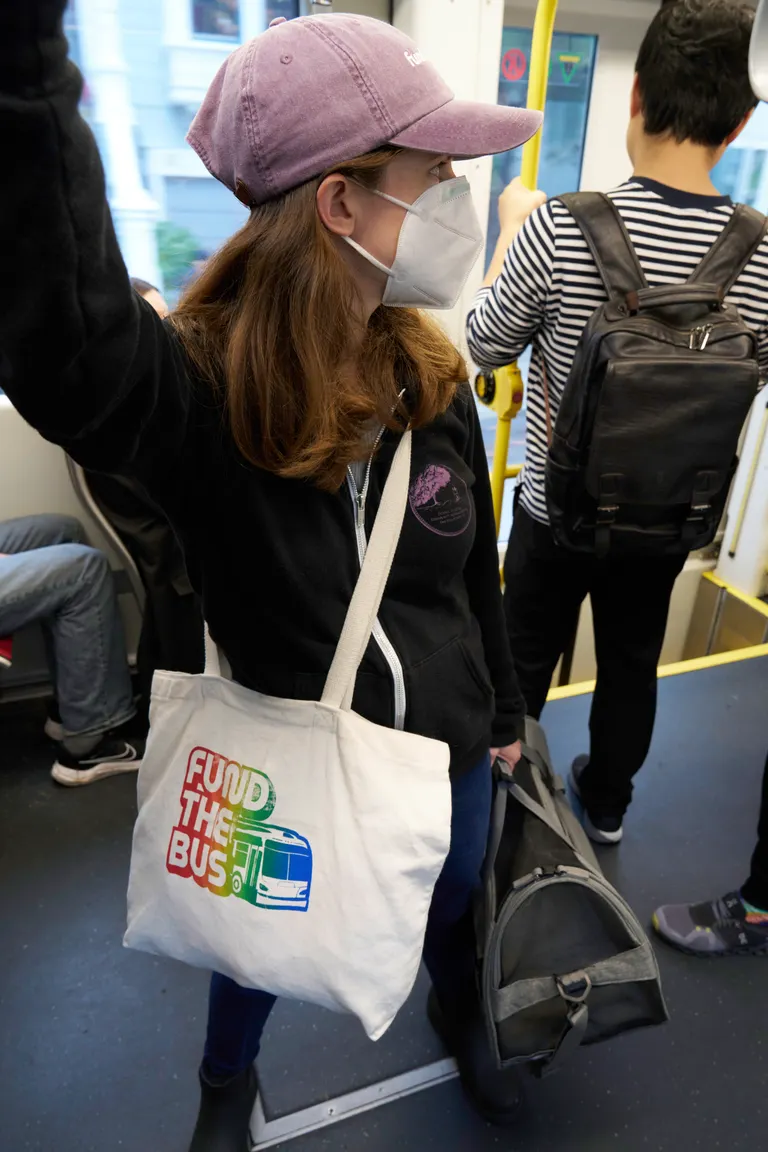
left=130, top=277, right=159, bottom=297
left=636, top=0, right=757, bottom=147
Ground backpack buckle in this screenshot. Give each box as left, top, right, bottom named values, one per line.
left=595, top=476, right=622, bottom=556
left=682, top=502, right=711, bottom=546
left=689, top=503, right=710, bottom=520
left=555, top=971, right=592, bottom=1004
left=595, top=505, right=618, bottom=556
left=682, top=472, right=717, bottom=545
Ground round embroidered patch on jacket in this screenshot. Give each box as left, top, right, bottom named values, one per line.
left=409, top=465, right=473, bottom=536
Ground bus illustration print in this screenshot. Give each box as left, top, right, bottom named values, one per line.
left=165, top=746, right=313, bottom=913
left=228, top=814, right=312, bottom=912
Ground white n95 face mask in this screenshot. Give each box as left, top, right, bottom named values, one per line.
left=344, top=176, right=484, bottom=310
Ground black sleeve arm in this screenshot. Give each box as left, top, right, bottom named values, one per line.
left=462, top=390, right=527, bottom=745
left=0, top=1, right=190, bottom=478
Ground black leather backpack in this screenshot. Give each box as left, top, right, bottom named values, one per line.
left=545, top=193, right=767, bottom=555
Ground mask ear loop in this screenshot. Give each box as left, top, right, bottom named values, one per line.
left=344, top=172, right=416, bottom=214
left=341, top=182, right=416, bottom=277
left=343, top=236, right=394, bottom=277
left=339, top=179, right=436, bottom=277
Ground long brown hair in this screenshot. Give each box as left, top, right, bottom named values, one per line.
left=171, top=147, right=466, bottom=491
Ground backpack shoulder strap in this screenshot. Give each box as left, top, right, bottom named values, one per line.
left=687, top=204, right=768, bottom=296
left=559, top=191, right=649, bottom=299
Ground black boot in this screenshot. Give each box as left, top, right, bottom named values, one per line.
left=188, top=1064, right=258, bottom=1152
left=427, top=988, right=524, bottom=1126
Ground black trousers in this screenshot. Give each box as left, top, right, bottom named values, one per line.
left=743, top=751, right=768, bottom=910
left=504, top=506, right=685, bottom=819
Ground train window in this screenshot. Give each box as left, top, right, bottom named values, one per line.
left=713, top=102, right=768, bottom=211
left=62, top=1, right=300, bottom=302
left=485, top=27, right=598, bottom=264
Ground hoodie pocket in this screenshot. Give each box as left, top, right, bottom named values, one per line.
left=406, top=636, right=495, bottom=756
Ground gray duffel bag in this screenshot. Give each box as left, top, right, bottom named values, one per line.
left=477, top=717, right=668, bottom=1076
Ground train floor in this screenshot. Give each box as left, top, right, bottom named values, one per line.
left=1, top=657, right=767, bottom=1152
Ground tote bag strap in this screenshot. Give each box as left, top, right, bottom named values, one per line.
left=204, top=624, right=229, bottom=678
left=321, top=430, right=412, bottom=712
left=203, top=430, right=411, bottom=701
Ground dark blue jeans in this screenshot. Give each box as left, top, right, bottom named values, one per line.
left=204, top=754, right=493, bottom=1079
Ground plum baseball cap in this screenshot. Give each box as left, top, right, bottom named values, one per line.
left=187, top=13, right=542, bottom=208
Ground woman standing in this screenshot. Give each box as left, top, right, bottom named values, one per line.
left=0, top=6, right=540, bottom=1148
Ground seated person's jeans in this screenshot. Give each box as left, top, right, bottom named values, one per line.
left=0, top=514, right=134, bottom=739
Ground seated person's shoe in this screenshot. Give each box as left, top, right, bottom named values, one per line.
left=653, top=891, right=768, bottom=956
left=0, top=636, right=13, bottom=668
left=51, top=735, right=139, bottom=786
left=44, top=699, right=64, bottom=742
left=189, top=1064, right=258, bottom=1152
left=427, top=987, right=523, bottom=1126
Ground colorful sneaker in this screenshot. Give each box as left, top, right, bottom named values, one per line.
left=570, top=756, right=623, bottom=845
left=51, top=736, right=140, bottom=786
left=652, top=891, right=768, bottom=957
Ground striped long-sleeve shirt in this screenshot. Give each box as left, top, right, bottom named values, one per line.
left=466, top=177, right=768, bottom=526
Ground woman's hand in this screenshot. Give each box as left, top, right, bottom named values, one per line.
left=491, top=741, right=522, bottom=773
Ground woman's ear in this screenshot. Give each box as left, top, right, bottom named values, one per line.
left=316, top=174, right=357, bottom=238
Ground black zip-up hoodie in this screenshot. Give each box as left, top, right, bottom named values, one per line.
left=0, top=2, right=526, bottom=775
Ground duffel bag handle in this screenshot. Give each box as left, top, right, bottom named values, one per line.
left=496, top=742, right=560, bottom=793
left=518, top=741, right=560, bottom=792
left=502, top=776, right=595, bottom=874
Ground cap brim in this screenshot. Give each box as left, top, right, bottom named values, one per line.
left=390, top=99, right=543, bottom=160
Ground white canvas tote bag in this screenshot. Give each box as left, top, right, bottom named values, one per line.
left=124, top=431, right=452, bottom=1040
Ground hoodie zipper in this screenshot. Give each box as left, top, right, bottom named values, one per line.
left=346, top=427, right=407, bottom=731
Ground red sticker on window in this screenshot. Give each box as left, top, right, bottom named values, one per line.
left=502, top=48, right=527, bottom=83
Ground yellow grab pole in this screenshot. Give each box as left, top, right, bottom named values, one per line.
left=521, top=0, right=559, bottom=191
left=487, top=365, right=524, bottom=529
left=486, top=0, right=559, bottom=534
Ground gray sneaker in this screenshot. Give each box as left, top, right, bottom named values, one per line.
left=652, top=891, right=768, bottom=957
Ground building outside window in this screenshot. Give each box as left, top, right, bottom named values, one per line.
left=193, top=0, right=241, bottom=39
left=63, top=0, right=300, bottom=300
